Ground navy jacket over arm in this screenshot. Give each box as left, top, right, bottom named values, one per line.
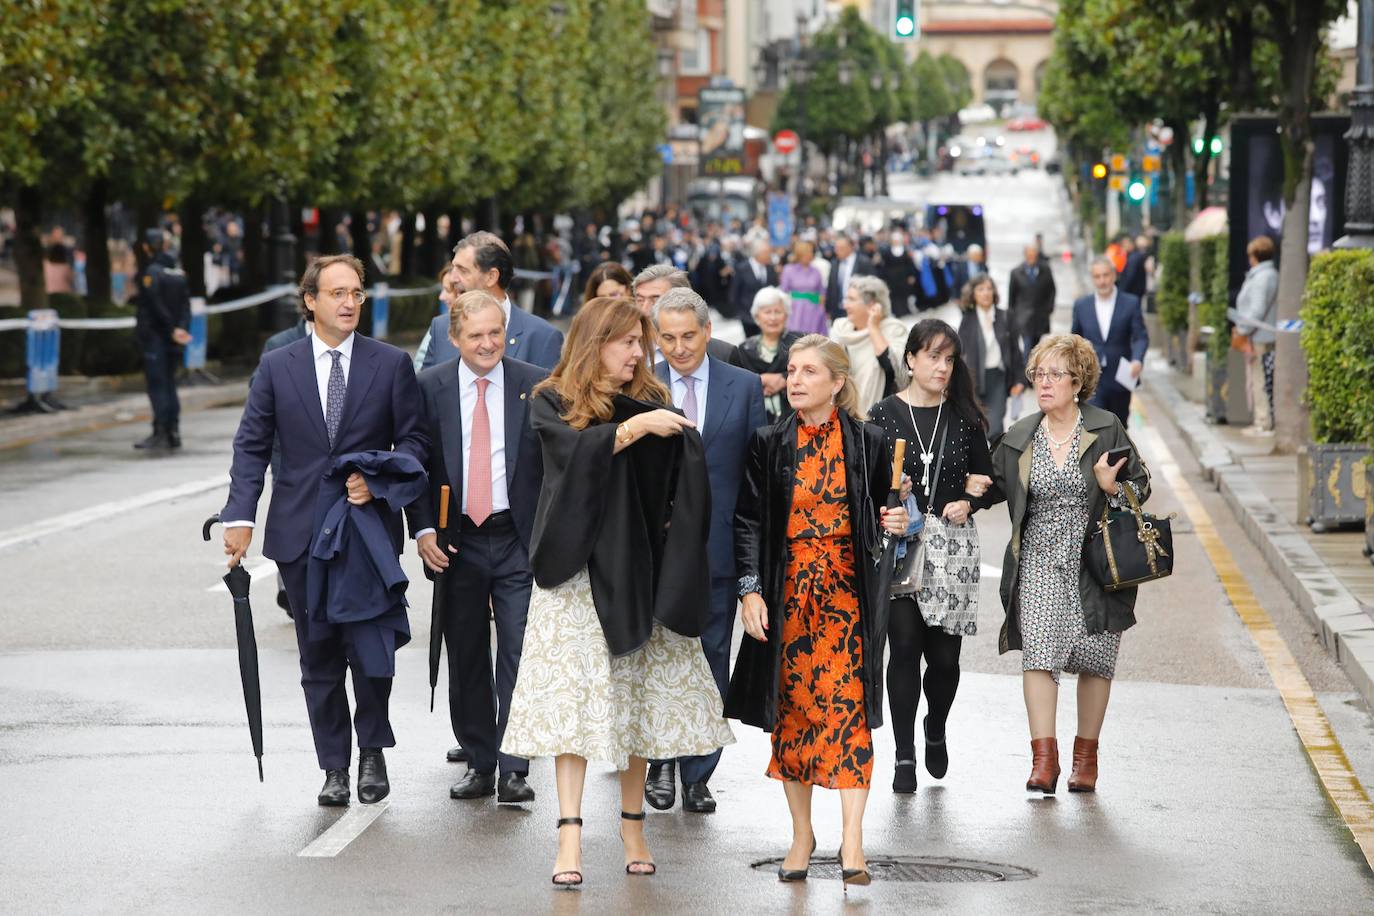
left=221, top=333, right=430, bottom=565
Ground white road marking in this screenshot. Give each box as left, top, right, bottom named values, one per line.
left=298, top=800, right=390, bottom=858
left=0, top=474, right=230, bottom=553
left=206, top=557, right=279, bottom=592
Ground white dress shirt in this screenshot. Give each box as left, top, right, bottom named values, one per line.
left=976, top=306, right=1003, bottom=371
left=1094, top=291, right=1117, bottom=343
left=669, top=357, right=710, bottom=431
left=458, top=359, right=509, bottom=516
left=837, top=253, right=856, bottom=295
left=225, top=331, right=354, bottom=530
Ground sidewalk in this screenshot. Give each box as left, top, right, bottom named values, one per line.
left=1147, top=355, right=1374, bottom=708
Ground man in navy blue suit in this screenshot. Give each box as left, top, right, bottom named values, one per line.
left=405, top=290, right=547, bottom=807
left=221, top=254, right=429, bottom=808
left=417, top=232, right=564, bottom=371
left=1071, top=256, right=1149, bottom=424
left=645, top=287, right=766, bottom=814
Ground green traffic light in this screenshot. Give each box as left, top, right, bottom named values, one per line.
left=1210, top=136, right=1224, bottom=155
left=1192, top=137, right=1204, bottom=155
left=895, top=16, right=916, bottom=37
left=1127, top=181, right=1147, bottom=202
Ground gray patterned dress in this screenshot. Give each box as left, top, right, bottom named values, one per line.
left=1017, top=423, right=1121, bottom=682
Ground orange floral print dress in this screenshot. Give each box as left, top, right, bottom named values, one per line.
left=766, top=410, right=873, bottom=789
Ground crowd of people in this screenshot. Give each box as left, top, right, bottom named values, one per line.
left=214, top=225, right=1160, bottom=890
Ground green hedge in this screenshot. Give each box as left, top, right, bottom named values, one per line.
left=78, top=299, right=141, bottom=376
left=1157, top=232, right=1189, bottom=334
left=1197, top=234, right=1230, bottom=362
left=1301, top=249, right=1374, bottom=445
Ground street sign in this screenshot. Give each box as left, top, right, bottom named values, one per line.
left=1110, top=153, right=1127, bottom=172
left=773, top=129, right=800, bottom=155
left=1142, top=154, right=1161, bottom=173
left=1109, top=174, right=1126, bottom=192
left=768, top=193, right=793, bottom=249
left=657, top=143, right=673, bottom=165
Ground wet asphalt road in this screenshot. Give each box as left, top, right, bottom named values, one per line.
left=3, top=164, right=1373, bottom=914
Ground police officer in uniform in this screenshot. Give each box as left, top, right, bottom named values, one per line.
left=134, top=229, right=192, bottom=451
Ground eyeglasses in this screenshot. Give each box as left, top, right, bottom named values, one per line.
left=319, top=288, right=367, bottom=306
left=1027, top=368, right=1074, bottom=384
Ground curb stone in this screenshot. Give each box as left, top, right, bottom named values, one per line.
left=1146, top=357, right=1374, bottom=710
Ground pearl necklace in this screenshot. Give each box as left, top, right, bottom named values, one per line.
left=1045, top=412, right=1081, bottom=449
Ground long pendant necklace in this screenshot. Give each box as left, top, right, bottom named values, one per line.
left=906, top=394, right=943, bottom=500
left=1045, top=411, right=1081, bottom=450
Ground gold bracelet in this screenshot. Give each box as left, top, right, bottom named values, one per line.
left=617, top=420, right=633, bottom=444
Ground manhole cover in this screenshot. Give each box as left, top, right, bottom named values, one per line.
left=751, top=855, right=1035, bottom=883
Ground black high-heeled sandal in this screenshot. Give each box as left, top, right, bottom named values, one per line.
left=620, top=810, right=657, bottom=876
left=552, top=817, right=583, bottom=888
left=838, top=845, right=871, bottom=887
left=777, top=834, right=817, bottom=882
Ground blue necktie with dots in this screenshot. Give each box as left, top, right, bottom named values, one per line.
left=325, top=350, right=345, bottom=446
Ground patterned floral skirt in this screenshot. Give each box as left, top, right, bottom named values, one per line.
left=501, top=568, right=735, bottom=771
left=767, top=535, right=873, bottom=789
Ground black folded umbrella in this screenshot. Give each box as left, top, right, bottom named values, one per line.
left=871, top=440, right=908, bottom=648
left=428, top=485, right=452, bottom=712
left=203, top=514, right=265, bottom=781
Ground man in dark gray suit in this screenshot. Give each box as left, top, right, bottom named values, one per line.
left=417, top=232, right=564, bottom=371
left=1007, top=243, right=1057, bottom=359
left=406, top=290, right=547, bottom=805
left=644, top=287, right=766, bottom=814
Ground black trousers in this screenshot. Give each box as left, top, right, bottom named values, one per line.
left=140, top=335, right=181, bottom=429
left=442, top=512, right=531, bottom=776
left=978, top=367, right=1009, bottom=440
left=278, top=558, right=394, bottom=770
left=885, top=596, right=963, bottom=756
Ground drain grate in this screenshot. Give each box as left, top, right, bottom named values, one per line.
left=751, top=856, right=1035, bottom=883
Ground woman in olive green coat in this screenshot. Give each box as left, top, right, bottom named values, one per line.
left=969, top=334, right=1150, bottom=795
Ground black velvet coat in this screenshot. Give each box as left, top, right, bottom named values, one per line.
left=725, top=409, right=891, bottom=732
left=528, top=389, right=712, bottom=657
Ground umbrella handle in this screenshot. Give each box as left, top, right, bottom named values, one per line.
left=202, top=514, right=222, bottom=542
left=890, top=439, right=907, bottom=492
left=438, top=485, right=451, bottom=531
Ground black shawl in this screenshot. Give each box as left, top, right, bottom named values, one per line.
left=529, top=389, right=711, bottom=656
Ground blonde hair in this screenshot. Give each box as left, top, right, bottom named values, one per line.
left=534, top=296, right=670, bottom=429
left=447, top=289, right=505, bottom=337
left=1026, top=333, right=1101, bottom=401
left=789, top=333, right=864, bottom=420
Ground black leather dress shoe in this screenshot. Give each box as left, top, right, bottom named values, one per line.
left=451, top=769, right=496, bottom=799
left=446, top=745, right=470, bottom=764
left=497, top=772, right=536, bottom=804
left=644, top=761, right=676, bottom=810
left=682, top=781, right=716, bottom=813
left=318, top=768, right=350, bottom=807
left=357, top=749, right=389, bottom=804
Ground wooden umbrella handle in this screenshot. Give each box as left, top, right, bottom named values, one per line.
left=438, top=484, right=451, bottom=530
left=890, top=439, right=907, bottom=491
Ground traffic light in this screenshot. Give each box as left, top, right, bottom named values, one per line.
left=894, top=1, right=916, bottom=39
left=1091, top=162, right=1108, bottom=180
left=1127, top=180, right=1147, bottom=202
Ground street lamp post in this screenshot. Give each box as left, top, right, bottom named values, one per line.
left=1336, top=0, right=1374, bottom=249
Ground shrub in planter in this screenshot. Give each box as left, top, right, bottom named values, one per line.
left=1199, top=234, right=1230, bottom=364
left=47, top=293, right=89, bottom=375
left=1299, top=249, right=1374, bottom=530
left=1157, top=232, right=1189, bottom=336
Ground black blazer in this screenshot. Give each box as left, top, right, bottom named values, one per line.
left=726, top=410, right=890, bottom=732
left=957, top=307, right=1025, bottom=396
left=824, top=253, right=876, bottom=317
left=405, top=356, right=547, bottom=551
left=729, top=258, right=778, bottom=318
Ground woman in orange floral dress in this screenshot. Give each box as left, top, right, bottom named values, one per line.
left=728, top=335, right=909, bottom=886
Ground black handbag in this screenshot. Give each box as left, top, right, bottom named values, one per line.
left=1085, top=484, right=1174, bottom=591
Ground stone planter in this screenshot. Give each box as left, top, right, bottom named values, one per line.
left=1203, top=349, right=1253, bottom=426
left=1299, top=443, right=1373, bottom=532
left=1363, top=459, right=1373, bottom=565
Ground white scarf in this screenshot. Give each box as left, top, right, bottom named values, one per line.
left=831, top=317, right=911, bottom=413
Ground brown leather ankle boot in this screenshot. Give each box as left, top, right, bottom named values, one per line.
left=1068, top=736, right=1099, bottom=792
left=1026, top=738, right=1060, bottom=794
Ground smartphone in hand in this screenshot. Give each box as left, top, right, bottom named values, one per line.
left=1105, top=446, right=1131, bottom=466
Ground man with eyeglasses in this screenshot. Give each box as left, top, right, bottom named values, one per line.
left=1071, top=257, right=1148, bottom=424
left=220, top=254, right=430, bottom=808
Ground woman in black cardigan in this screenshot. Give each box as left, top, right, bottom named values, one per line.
left=728, top=334, right=909, bottom=886
left=869, top=320, right=1000, bottom=795
left=956, top=275, right=1025, bottom=439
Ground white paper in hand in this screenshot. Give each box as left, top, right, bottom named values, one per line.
left=1114, top=358, right=1140, bottom=392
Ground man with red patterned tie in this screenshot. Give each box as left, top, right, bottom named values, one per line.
left=406, top=290, right=548, bottom=805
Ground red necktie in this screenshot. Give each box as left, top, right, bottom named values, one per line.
left=468, top=378, right=492, bottom=526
